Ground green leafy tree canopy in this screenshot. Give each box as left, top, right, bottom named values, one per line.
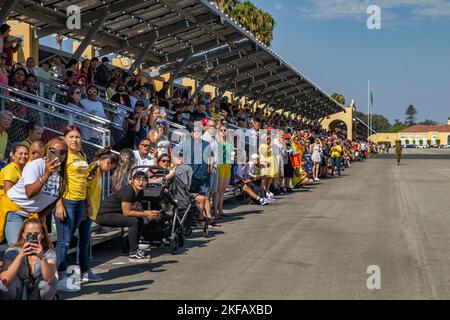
left=214, top=0, right=275, bottom=46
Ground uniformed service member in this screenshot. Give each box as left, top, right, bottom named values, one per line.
left=395, top=141, right=403, bottom=166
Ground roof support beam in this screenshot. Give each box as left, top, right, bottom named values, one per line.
left=156, top=40, right=253, bottom=74
left=168, top=53, right=193, bottom=85
left=141, top=32, right=243, bottom=69
left=0, top=0, right=20, bottom=25
left=191, top=68, right=217, bottom=100
left=71, top=8, right=109, bottom=60
left=217, top=73, right=238, bottom=100
left=127, top=36, right=157, bottom=74
left=159, top=0, right=226, bottom=42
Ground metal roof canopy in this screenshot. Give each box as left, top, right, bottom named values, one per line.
left=5, top=0, right=344, bottom=119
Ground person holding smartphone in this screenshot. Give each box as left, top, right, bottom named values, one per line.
left=0, top=218, right=57, bottom=300
left=96, top=171, right=160, bottom=263
left=0, top=138, right=66, bottom=244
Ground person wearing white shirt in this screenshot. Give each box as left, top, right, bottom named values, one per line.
left=81, top=85, right=106, bottom=119
left=202, top=119, right=219, bottom=216
left=133, top=137, right=155, bottom=172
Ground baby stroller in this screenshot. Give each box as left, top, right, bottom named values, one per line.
left=169, top=166, right=210, bottom=244
left=129, top=165, right=203, bottom=255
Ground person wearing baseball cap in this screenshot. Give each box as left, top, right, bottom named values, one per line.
left=239, top=153, right=270, bottom=206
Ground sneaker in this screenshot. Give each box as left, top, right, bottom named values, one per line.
left=259, top=198, right=269, bottom=206
left=267, top=191, right=274, bottom=198
left=129, top=250, right=151, bottom=263
left=57, top=277, right=81, bottom=293
left=267, top=197, right=277, bottom=203
left=81, top=270, right=103, bottom=284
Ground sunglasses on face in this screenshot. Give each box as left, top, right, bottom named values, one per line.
left=160, top=159, right=170, bottom=163
left=140, top=143, right=150, bottom=148
left=220, top=129, right=227, bottom=132
left=88, top=90, right=97, bottom=95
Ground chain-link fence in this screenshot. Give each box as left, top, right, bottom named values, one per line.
left=0, top=83, right=111, bottom=163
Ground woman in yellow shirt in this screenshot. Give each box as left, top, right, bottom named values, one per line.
left=77, top=147, right=118, bottom=284
left=54, top=125, right=89, bottom=292
left=0, top=144, right=29, bottom=197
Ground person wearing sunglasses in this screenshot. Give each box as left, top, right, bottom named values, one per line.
left=81, top=85, right=106, bottom=120
left=0, top=138, right=67, bottom=244
left=133, top=137, right=156, bottom=173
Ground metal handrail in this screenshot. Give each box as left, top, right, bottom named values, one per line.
left=37, top=80, right=127, bottom=130
left=0, top=91, right=111, bottom=146
left=0, top=83, right=110, bottom=127
left=35, top=75, right=134, bottom=114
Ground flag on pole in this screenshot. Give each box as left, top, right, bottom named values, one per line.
left=370, top=92, right=374, bottom=108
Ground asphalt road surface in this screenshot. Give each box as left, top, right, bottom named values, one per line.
left=63, top=148, right=450, bottom=300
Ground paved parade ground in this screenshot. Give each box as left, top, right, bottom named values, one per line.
left=64, top=149, right=450, bottom=300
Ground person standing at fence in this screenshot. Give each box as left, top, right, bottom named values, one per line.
left=0, top=111, right=13, bottom=164
left=201, top=119, right=219, bottom=217
left=0, top=144, right=29, bottom=198
left=0, top=138, right=66, bottom=244
left=215, top=124, right=233, bottom=219
left=55, top=126, right=89, bottom=293
left=20, top=122, right=44, bottom=149
left=77, top=147, right=118, bottom=284
left=28, top=140, right=45, bottom=162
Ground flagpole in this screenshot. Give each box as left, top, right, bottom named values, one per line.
left=367, top=80, right=370, bottom=139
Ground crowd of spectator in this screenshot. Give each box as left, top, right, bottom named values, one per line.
left=0, top=22, right=378, bottom=299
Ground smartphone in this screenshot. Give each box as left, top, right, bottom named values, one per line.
left=49, top=149, right=61, bottom=171
left=26, top=233, right=38, bottom=244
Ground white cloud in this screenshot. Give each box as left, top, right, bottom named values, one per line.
left=298, top=0, right=450, bottom=21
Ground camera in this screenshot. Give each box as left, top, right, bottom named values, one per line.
left=26, top=233, right=38, bottom=244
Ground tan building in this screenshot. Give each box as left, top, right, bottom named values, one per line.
left=370, top=121, right=450, bottom=146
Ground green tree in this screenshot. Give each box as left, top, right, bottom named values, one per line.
left=427, top=139, right=432, bottom=146
left=214, top=0, right=276, bottom=46
left=405, top=104, right=417, bottom=126
left=355, top=111, right=391, bottom=132
left=419, top=139, right=424, bottom=146
left=436, top=139, right=441, bottom=145
left=331, top=93, right=346, bottom=106
left=419, top=119, right=437, bottom=125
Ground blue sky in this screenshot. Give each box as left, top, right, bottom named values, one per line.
left=252, top=0, right=450, bottom=123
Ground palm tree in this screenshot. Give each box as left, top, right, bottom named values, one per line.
left=405, top=104, right=417, bottom=127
